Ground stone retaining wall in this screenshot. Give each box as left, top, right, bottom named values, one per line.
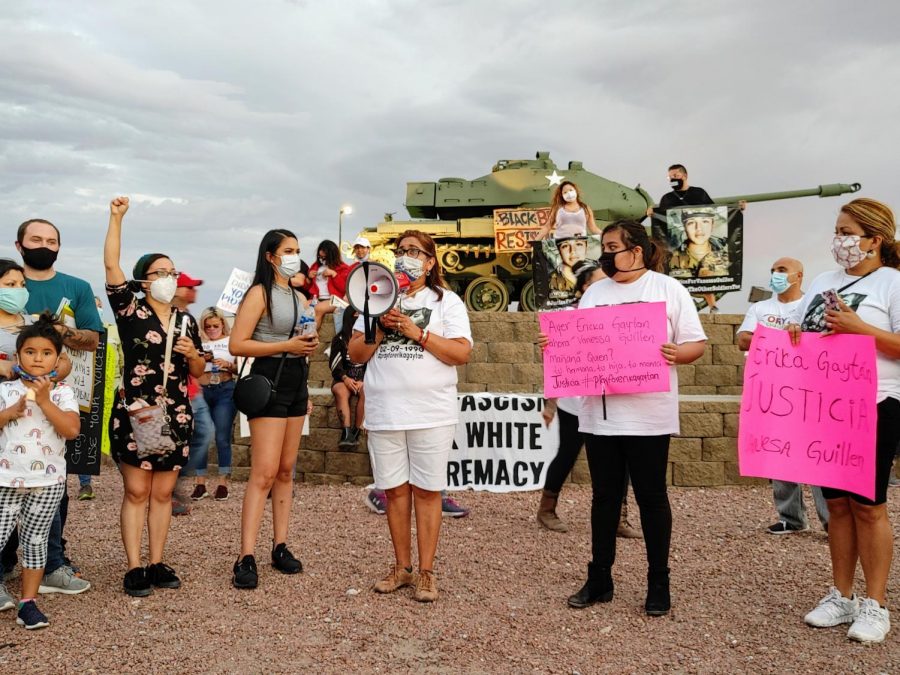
left=221, top=312, right=761, bottom=487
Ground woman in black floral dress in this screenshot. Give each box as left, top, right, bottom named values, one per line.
left=104, top=196, right=205, bottom=597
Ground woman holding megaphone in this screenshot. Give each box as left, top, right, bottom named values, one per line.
left=348, top=230, right=472, bottom=603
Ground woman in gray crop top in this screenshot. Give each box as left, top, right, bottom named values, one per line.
left=537, top=181, right=601, bottom=240
left=228, top=228, right=318, bottom=590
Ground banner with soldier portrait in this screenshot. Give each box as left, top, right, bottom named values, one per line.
left=651, top=205, right=744, bottom=294
left=531, top=235, right=603, bottom=311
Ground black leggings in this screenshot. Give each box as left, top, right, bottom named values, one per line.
left=585, top=434, right=671, bottom=572
left=544, top=409, right=631, bottom=501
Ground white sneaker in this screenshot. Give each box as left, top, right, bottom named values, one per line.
left=847, top=598, right=891, bottom=643
left=805, top=587, right=859, bottom=627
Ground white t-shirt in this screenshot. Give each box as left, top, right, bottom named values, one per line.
left=556, top=396, right=582, bottom=416
left=201, top=337, right=235, bottom=372
left=791, top=267, right=900, bottom=403
left=316, top=266, right=331, bottom=300
left=0, top=380, right=78, bottom=488
left=356, top=287, right=472, bottom=431
left=738, top=296, right=805, bottom=334
left=576, top=271, right=707, bottom=436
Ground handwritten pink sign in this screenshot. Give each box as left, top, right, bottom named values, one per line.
left=540, top=302, right=670, bottom=398
left=739, top=326, right=877, bottom=499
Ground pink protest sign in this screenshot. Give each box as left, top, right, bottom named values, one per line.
left=739, top=326, right=877, bottom=499
left=540, top=302, right=670, bottom=398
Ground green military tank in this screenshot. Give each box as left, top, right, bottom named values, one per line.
left=358, top=152, right=860, bottom=312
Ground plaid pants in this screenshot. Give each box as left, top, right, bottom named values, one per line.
left=0, top=482, right=66, bottom=569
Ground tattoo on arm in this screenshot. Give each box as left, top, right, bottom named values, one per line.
left=63, top=328, right=100, bottom=352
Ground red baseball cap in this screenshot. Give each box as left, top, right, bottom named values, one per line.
left=177, top=272, right=203, bottom=288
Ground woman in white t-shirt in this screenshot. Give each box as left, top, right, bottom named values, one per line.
left=348, top=230, right=472, bottom=603
left=790, top=198, right=900, bottom=644
left=542, top=220, right=706, bottom=617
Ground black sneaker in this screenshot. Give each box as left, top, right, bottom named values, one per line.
left=16, top=600, right=49, bottom=630
left=767, top=520, right=809, bottom=535
left=271, top=543, right=303, bottom=574
left=233, top=555, right=258, bottom=589
left=123, top=566, right=153, bottom=597
left=147, top=562, right=182, bottom=589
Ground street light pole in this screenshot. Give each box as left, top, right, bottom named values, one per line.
left=339, top=205, right=353, bottom=246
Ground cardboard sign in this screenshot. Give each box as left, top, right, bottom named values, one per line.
left=447, top=394, right=559, bottom=493
left=64, top=348, right=95, bottom=412
left=540, top=303, right=670, bottom=398
left=738, top=326, right=877, bottom=499
left=216, top=268, right=254, bottom=314
left=493, top=207, right=551, bottom=253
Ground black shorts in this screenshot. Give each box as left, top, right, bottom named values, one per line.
left=246, top=356, right=309, bottom=420
left=820, top=397, right=900, bottom=506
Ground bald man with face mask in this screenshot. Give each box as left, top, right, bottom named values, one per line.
left=738, top=257, right=829, bottom=535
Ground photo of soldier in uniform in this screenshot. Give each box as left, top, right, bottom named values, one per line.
left=532, top=235, right=603, bottom=310
left=668, top=206, right=730, bottom=279
left=658, top=205, right=743, bottom=296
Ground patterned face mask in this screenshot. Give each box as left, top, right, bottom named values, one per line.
left=831, top=235, right=868, bottom=269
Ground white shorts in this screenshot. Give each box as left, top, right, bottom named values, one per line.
left=367, top=424, right=456, bottom=492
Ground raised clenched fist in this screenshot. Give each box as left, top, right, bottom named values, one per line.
left=110, top=196, right=130, bottom=217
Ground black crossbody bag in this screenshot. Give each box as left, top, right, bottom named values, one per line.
left=232, top=290, right=298, bottom=416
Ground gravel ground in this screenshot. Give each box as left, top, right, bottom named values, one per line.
left=1, top=476, right=898, bottom=674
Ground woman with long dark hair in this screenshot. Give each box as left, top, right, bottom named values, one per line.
left=348, top=230, right=472, bottom=602
left=306, top=239, right=351, bottom=331
left=229, top=229, right=318, bottom=589
left=793, top=198, right=900, bottom=643
left=104, top=197, right=206, bottom=597
left=536, top=181, right=601, bottom=240
left=541, top=220, right=706, bottom=616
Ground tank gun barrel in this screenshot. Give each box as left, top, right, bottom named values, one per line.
left=712, top=182, right=861, bottom=205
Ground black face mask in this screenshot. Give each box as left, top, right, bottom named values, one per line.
left=669, top=177, right=684, bottom=190
left=598, top=247, right=644, bottom=278
left=20, top=245, right=59, bottom=271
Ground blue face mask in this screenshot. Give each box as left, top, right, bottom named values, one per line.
left=769, top=272, right=791, bottom=294
left=0, top=287, right=29, bottom=314
left=13, top=363, right=58, bottom=382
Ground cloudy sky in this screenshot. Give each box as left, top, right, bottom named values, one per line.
left=2, top=0, right=898, bottom=315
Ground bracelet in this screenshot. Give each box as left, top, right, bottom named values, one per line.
left=420, top=329, right=430, bottom=346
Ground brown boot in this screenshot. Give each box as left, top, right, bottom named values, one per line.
left=537, top=489, right=568, bottom=532
left=616, top=501, right=641, bottom=539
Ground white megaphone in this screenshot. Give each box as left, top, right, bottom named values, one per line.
left=345, top=262, right=410, bottom=343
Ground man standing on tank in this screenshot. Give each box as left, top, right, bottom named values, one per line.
left=3, top=217, right=101, bottom=596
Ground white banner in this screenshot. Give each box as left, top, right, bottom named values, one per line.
left=448, top=393, right=559, bottom=493
left=216, top=268, right=254, bottom=315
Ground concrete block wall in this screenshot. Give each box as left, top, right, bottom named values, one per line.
left=222, top=312, right=759, bottom=487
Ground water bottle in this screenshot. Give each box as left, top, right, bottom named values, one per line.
left=297, top=306, right=317, bottom=337
left=209, top=362, right=221, bottom=386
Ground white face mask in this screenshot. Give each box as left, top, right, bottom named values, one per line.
left=149, top=276, right=177, bottom=304
left=831, top=235, right=869, bottom=269
left=277, top=253, right=301, bottom=278
left=562, top=190, right=578, bottom=203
